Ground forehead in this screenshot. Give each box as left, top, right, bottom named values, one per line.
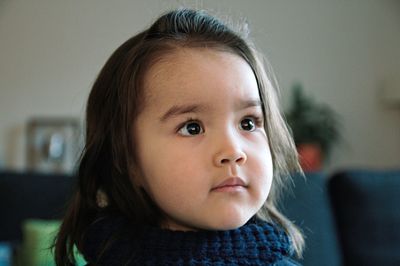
left=142, top=48, right=260, bottom=110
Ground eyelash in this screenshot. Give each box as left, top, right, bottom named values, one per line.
left=176, top=117, right=202, bottom=132
left=176, top=114, right=264, bottom=135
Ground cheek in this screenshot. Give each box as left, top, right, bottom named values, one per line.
left=137, top=139, right=206, bottom=200
left=250, top=132, right=273, bottom=166
left=142, top=143, right=195, bottom=177
left=249, top=139, right=274, bottom=191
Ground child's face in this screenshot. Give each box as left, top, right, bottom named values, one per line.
left=133, top=48, right=273, bottom=231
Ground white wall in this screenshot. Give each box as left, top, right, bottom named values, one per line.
left=1, top=0, right=399, bottom=172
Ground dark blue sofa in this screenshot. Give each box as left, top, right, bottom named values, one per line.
left=282, top=172, right=342, bottom=266
left=0, top=171, right=75, bottom=258
left=283, top=170, right=400, bottom=266
left=328, top=170, right=400, bottom=266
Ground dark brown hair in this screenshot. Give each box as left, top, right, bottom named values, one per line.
left=54, top=8, right=304, bottom=265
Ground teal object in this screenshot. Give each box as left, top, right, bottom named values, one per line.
left=0, top=242, right=11, bottom=266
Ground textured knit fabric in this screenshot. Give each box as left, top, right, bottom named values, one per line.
left=82, top=215, right=298, bottom=265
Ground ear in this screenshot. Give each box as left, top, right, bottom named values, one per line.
left=96, top=189, right=109, bottom=208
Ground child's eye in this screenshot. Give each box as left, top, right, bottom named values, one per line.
left=178, top=121, right=204, bottom=136
left=239, top=117, right=261, bottom=131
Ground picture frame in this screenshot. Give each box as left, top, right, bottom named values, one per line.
left=26, top=117, right=81, bottom=174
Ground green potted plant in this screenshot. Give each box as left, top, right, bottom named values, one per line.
left=285, top=83, right=341, bottom=171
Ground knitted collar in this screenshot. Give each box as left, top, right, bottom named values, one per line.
left=83, top=216, right=293, bottom=265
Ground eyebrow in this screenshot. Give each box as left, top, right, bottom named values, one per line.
left=160, top=104, right=208, bottom=122
left=237, top=99, right=262, bottom=109
left=159, top=99, right=262, bottom=122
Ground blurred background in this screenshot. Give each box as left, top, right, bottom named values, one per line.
left=0, top=1, right=399, bottom=265
left=0, top=0, right=399, bottom=172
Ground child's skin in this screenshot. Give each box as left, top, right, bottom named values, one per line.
left=133, top=48, right=273, bottom=232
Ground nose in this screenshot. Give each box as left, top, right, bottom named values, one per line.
left=213, top=133, right=247, bottom=167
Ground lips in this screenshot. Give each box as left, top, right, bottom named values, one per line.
left=211, top=177, right=247, bottom=192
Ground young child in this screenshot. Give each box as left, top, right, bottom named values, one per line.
left=54, top=8, right=304, bottom=266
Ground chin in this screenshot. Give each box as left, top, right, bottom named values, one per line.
left=210, top=215, right=253, bottom=231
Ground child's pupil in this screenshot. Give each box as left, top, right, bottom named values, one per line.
left=241, top=118, right=255, bottom=131
left=187, top=122, right=201, bottom=135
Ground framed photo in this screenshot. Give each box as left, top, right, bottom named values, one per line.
left=26, top=118, right=81, bottom=174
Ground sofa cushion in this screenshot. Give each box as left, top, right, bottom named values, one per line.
left=0, top=171, right=75, bottom=243
left=329, top=170, right=400, bottom=265
left=282, top=172, right=342, bottom=266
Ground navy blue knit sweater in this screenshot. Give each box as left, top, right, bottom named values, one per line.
left=82, top=216, right=300, bottom=265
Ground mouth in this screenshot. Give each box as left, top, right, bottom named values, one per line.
left=211, top=177, right=248, bottom=193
